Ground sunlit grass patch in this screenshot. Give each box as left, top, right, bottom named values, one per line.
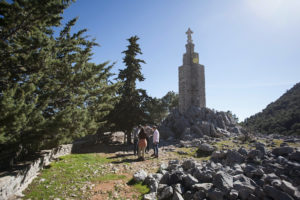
left=96, top=173, right=126, bottom=182
left=195, top=155, right=211, bottom=161
left=272, top=139, right=284, bottom=147
left=133, top=182, right=150, bottom=195
left=175, top=147, right=197, bottom=157
left=24, top=154, right=113, bottom=199
left=213, top=140, right=236, bottom=150
left=127, top=178, right=150, bottom=200
left=287, top=142, right=300, bottom=148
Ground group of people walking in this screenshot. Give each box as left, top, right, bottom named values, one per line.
left=133, top=125, right=160, bottom=161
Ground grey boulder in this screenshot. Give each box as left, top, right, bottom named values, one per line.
left=159, top=186, right=174, bottom=200
left=213, top=171, right=233, bottom=193
left=133, top=169, right=148, bottom=182
left=272, top=147, right=294, bottom=156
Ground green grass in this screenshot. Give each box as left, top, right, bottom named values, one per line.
left=96, top=174, right=126, bottom=182
left=287, top=142, right=300, bottom=148
left=24, top=154, right=114, bottom=200
left=175, top=147, right=197, bottom=157
left=127, top=179, right=150, bottom=200
left=272, top=139, right=284, bottom=147
left=213, top=140, right=236, bottom=150
left=212, top=139, right=255, bottom=151
left=127, top=178, right=150, bottom=200
left=133, top=182, right=150, bottom=194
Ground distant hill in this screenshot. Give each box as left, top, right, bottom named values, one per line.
left=243, top=82, right=300, bottom=135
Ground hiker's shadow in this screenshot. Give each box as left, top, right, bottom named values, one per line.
left=107, top=153, right=132, bottom=159
left=111, top=158, right=140, bottom=164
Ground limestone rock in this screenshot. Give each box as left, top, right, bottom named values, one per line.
left=182, top=174, right=198, bottom=188
left=272, top=147, right=294, bottom=156
left=158, top=186, right=173, bottom=200
left=289, top=151, right=300, bottom=162
left=159, top=107, right=243, bottom=140
left=226, top=150, right=245, bottom=165
left=182, top=159, right=196, bottom=171
left=172, top=191, right=184, bottom=200
left=208, top=188, right=224, bottom=200
left=144, top=192, right=157, bottom=200
left=213, top=171, right=233, bottom=193
left=280, top=180, right=297, bottom=197
left=229, top=189, right=239, bottom=200
left=169, top=171, right=184, bottom=185
left=173, top=183, right=184, bottom=194
left=197, top=143, right=215, bottom=156
left=264, top=185, right=294, bottom=200
left=192, top=190, right=206, bottom=199
left=211, top=150, right=227, bottom=161
left=133, top=169, right=147, bottom=182
left=193, top=168, right=213, bottom=183
left=192, top=183, right=213, bottom=192
left=0, top=144, right=73, bottom=200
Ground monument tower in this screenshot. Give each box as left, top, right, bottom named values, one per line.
left=179, top=28, right=206, bottom=113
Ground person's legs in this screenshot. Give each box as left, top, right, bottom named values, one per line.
left=146, top=137, right=149, bottom=153
left=151, top=141, right=155, bottom=156
left=149, top=136, right=153, bottom=153
left=141, top=146, right=146, bottom=160
left=154, top=143, right=159, bottom=157
left=134, top=139, right=138, bottom=156
left=138, top=146, right=141, bottom=158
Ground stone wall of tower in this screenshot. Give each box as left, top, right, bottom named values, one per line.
left=191, top=63, right=206, bottom=108
left=178, top=29, right=206, bottom=114
left=179, top=65, right=191, bottom=113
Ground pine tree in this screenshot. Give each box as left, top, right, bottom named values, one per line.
left=143, top=91, right=179, bottom=124
left=107, top=36, right=147, bottom=144
left=0, top=0, right=119, bottom=168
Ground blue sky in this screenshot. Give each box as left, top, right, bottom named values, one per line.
left=62, top=0, right=300, bottom=121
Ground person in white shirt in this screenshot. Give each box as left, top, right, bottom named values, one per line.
left=152, top=126, right=160, bottom=158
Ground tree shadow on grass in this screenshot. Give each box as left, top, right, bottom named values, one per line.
left=71, top=141, right=133, bottom=154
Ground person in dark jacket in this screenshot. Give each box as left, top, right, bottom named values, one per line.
left=132, top=125, right=141, bottom=156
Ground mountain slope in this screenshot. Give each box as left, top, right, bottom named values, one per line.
left=243, top=82, right=300, bottom=135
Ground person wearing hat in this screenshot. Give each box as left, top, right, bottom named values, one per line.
left=152, top=125, right=160, bottom=158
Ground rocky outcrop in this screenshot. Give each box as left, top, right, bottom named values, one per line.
left=141, top=142, right=300, bottom=200
left=159, top=107, right=245, bottom=140
left=0, top=144, right=73, bottom=200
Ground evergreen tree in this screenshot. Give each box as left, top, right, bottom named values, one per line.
left=143, top=97, right=167, bottom=125
left=0, top=0, right=119, bottom=168
left=161, top=91, right=178, bottom=113
left=143, top=91, right=179, bottom=124
left=107, top=36, right=147, bottom=144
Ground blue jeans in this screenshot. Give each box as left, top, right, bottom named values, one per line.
left=153, top=143, right=159, bottom=156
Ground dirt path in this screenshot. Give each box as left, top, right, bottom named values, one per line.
left=89, top=145, right=180, bottom=200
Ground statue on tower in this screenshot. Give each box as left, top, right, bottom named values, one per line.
left=186, top=28, right=193, bottom=43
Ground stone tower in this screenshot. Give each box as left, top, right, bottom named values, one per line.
left=179, top=28, right=206, bottom=113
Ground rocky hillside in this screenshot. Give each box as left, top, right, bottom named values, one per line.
left=159, top=106, right=245, bottom=140
left=139, top=136, right=300, bottom=200
left=243, top=82, right=300, bottom=135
